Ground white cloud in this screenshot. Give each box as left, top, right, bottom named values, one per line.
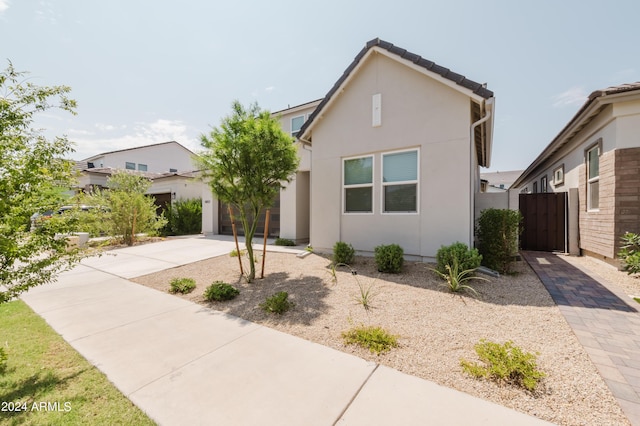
left=552, top=87, right=588, bottom=108
left=67, top=128, right=95, bottom=136
left=71, top=119, right=200, bottom=160
left=264, top=86, right=275, bottom=93
left=0, top=0, right=10, bottom=14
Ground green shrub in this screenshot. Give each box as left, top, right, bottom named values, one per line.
left=230, top=248, right=246, bottom=257
left=333, top=241, right=355, bottom=265
left=275, top=237, right=296, bottom=246
left=460, top=339, right=545, bottom=392
left=169, top=277, right=196, bottom=294
left=476, top=208, right=522, bottom=274
left=260, top=291, right=294, bottom=314
left=204, top=281, right=239, bottom=302
left=342, top=325, right=398, bottom=354
left=162, top=198, right=202, bottom=236
left=436, top=242, right=482, bottom=275
left=374, top=244, right=404, bottom=273
left=0, top=347, right=7, bottom=375
left=618, top=232, right=640, bottom=275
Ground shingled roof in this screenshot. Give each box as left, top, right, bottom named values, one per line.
left=298, top=38, right=493, bottom=140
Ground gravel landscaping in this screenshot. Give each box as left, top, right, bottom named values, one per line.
left=132, top=250, right=636, bottom=425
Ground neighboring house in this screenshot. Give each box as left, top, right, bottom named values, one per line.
left=294, top=38, right=495, bottom=258
left=480, top=170, right=523, bottom=193
left=75, top=141, right=204, bottom=213
left=511, top=82, right=640, bottom=264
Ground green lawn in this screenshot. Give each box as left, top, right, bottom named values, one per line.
left=0, top=300, right=156, bottom=425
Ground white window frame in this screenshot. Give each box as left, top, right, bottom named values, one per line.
left=541, top=175, right=548, bottom=193
left=342, top=154, right=374, bottom=215
left=553, top=164, right=564, bottom=186
left=381, top=148, right=419, bottom=215
left=290, top=115, right=305, bottom=137
left=586, top=142, right=600, bottom=211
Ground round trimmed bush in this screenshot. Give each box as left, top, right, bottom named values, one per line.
left=374, top=244, right=404, bottom=273
left=333, top=241, right=355, bottom=265
left=436, top=242, right=482, bottom=274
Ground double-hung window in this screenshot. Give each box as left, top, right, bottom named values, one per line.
left=382, top=149, right=418, bottom=213
left=291, top=115, right=305, bottom=138
left=587, top=144, right=600, bottom=210
left=343, top=156, right=373, bottom=213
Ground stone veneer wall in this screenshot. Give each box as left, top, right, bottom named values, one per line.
left=578, top=149, right=616, bottom=259
left=614, top=147, right=640, bottom=253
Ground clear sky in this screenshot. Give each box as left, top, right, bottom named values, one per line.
left=2, top=0, right=639, bottom=171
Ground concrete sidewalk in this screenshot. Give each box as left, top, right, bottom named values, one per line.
left=21, top=236, right=551, bottom=425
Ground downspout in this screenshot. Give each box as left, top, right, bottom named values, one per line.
left=469, top=101, right=491, bottom=247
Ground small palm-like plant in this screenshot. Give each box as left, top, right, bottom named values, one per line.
left=433, top=259, right=487, bottom=295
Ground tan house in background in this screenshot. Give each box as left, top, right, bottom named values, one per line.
left=296, top=38, right=495, bottom=258
left=512, top=82, right=640, bottom=264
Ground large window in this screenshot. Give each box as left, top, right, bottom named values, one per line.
left=382, top=149, right=418, bottom=213
left=291, top=115, right=305, bottom=138
left=343, top=156, right=373, bottom=213
left=587, top=143, right=600, bottom=210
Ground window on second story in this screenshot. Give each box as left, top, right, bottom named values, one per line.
left=533, top=181, right=538, bottom=194
left=291, top=115, right=305, bottom=138
left=138, top=164, right=148, bottom=172
left=541, top=175, right=548, bottom=193
left=125, top=162, right=135, bottom=170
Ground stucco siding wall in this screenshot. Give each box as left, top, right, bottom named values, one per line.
left=310, top=52, right=472, bottom=257
left=97, top=143, right=196, bottom=173
left=518, top=109, right=616, bottom=194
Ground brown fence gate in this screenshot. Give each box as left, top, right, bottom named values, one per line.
left=218, top=194, right=280, bottom=237
left=519, top=192, right=567, bottom=252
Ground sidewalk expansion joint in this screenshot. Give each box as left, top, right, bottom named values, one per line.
left=127, top=325, right=264, bottom=397
left=332, top=363, right=379, bottom=425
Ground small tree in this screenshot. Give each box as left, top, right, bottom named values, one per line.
left=198, top=101, right=299, bottom=282
left=85, top=172, right=166, bottom=245
left=0, top=62, right=83, bottom=303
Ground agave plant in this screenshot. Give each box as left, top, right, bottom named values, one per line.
left=433, top=258, right=488, bottom=295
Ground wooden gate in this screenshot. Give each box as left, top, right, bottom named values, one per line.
left=519, top=192, right=567, bottom=252
left=218, top=194, right=280, bottom=237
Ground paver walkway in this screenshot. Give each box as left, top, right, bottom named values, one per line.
left=522, top=251, right=640, bottom=425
